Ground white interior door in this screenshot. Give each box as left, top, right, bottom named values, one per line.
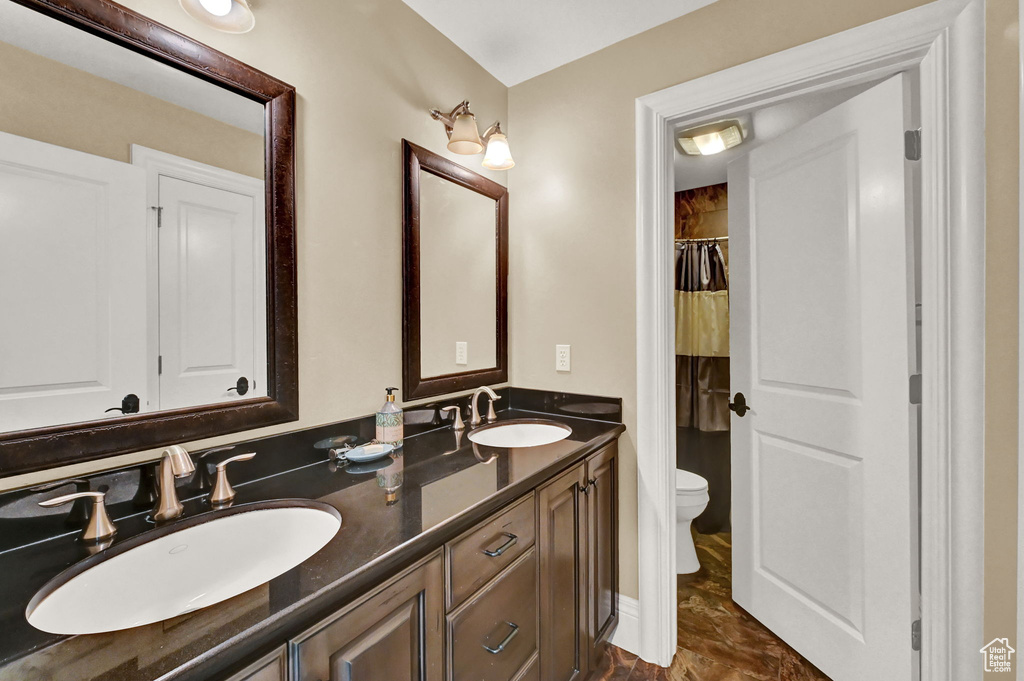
left=0, top=130, right=147, bottom=431
left=728, top=74, right=916, bottom=681
left=157, top=175, right=259, bottom=410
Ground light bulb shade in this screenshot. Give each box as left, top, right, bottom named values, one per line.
left=482, top=133, right=515, bottom=170
left=677, top=122, right=744, bottom=156
left=448, top=114, right=484, bottom=155
left=179, top=0, right=255, bottom=33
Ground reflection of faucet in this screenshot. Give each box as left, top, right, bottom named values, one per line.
left=153, top=446, right=195, bottom=523
left=470, top=387, right=501, bottom=427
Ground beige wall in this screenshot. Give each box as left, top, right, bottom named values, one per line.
left=984, top=0, right=1019, bottom=661
left=0, top=39, right=263, bottom=178
left=507, top=1, right=1018, bottom=658
left=0, top=0, right=507, bottom=487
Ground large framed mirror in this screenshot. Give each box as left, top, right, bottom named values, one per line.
left=0, top=0, right=297, bottom=476
left=402, top=140, right=508, bottom=399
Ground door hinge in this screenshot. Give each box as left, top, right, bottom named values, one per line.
left=157, top=355, right=163, bottom=375
left=151, top=205, right=163, bottom=228
left=904, top=129, right=922, bottom=161
left=909, top=374, right=922, bottom=405
left=911, top=619, right=921, bottom=651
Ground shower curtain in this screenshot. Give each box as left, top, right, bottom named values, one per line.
left=675, top=241, right=730, bottom=430
left=675, top=240, right=731, bottom=533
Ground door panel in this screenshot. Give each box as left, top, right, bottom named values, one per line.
left=537, top=464, right=587, bottom=681
left=728, top=74, right=915, bottom=681
left=0, top=130, right=147, bottom=430
left=158, top=175, right=259, bottom=409
left=585, top=444, right=618, bottom=668
left=292, top=553, right=443, bottom=681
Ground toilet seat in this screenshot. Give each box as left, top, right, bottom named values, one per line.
left=676, top=469, right=708, bottom=493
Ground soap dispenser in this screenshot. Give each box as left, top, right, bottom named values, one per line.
left=376, top=387, right=403, bottom=448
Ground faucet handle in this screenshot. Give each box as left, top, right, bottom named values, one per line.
left=210, top=452, right=256, bottom=507
left=487, top=395, right=502, bottom=421
left=440, top=406, right=465, bottom=430
left=39, top=491, right=117, bottom=543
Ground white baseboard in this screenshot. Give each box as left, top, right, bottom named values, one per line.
left=609, top=594, right=641, bottom=656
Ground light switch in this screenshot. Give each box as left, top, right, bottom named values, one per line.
left=455, top=342, right=468, bottom=365
left=556, top=344, right=571, bottom=372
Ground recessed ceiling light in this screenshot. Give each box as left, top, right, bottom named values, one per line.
left=677, top=121, right=745, bottom=156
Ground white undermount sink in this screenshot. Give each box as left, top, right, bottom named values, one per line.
left=26, top=500, right=341, bottom=635
left=468, top=419, right=572, bottom=448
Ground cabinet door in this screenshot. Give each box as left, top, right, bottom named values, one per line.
left=292, top=553, right=444, bottom=681
left=537, top=463, right=588, bottom=681
left=585, top=443, right=619, bottom=670
left=222, top=647, right=286, bottom=681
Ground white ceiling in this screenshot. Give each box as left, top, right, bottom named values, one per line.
left=402, top=0, right=720, bottom=86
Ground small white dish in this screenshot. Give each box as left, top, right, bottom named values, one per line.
left=344, top=443, right=395, bottom=463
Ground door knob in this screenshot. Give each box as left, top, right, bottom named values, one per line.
left=227, top=377, right=249, bottom=395
left=728, top=392, right=749, bottom=417
left=105, top=394, right=140, bottom=414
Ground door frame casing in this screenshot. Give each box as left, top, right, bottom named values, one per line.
left=634, top=1, right=985, bottom=678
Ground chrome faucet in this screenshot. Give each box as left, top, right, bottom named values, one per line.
left=469, top=386, right=501, bottom=427
left=153, top=445, right=195, bottom=523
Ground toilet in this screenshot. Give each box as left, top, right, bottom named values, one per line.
left=675, top=469, right=710, bottom=574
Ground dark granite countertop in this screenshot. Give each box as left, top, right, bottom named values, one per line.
left=0, top=393, right=623, bottom=681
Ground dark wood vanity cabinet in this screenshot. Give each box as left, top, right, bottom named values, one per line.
left=537, top=443, right=619, bottom=681
left=290, top=553, right=445, bottom=681
left=236, top=442, right=617, bottom=681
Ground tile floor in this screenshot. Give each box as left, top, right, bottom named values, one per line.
left=593, top=532, right=832, bottom=681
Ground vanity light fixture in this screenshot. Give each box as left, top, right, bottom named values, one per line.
left=179, top=0, right=255, bottom=33
left=677, top=120, right=745, bottom=156
left=429, top=101, right=515, bottom=170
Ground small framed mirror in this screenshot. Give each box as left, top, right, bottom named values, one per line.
left=402, top=140, right=508, bottom=399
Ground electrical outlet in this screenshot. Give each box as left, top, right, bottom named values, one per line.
left=455, top=341, right=468, bottom=365
left=556, top=344, right=571, bottom=372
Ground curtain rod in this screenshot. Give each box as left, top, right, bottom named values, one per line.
left=675, top=236, right=728, bottom=243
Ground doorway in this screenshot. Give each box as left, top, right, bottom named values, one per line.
left=668, top=71, right=921, bottom=681
left=632, top=2, right=984, bottom=680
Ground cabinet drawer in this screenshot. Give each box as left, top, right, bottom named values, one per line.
left=448, top=548, right=538, bottom=681
left=447, top=495, right=535, bottom=608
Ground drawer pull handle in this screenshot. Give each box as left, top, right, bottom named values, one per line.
left=483, top=621, right=519, bottom=654
left=482, top=532, right=518, bottom=557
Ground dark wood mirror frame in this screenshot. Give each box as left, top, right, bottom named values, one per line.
left=402, top=140, right=508, bottom=400
left=0, top=0, right=298, bottom=477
